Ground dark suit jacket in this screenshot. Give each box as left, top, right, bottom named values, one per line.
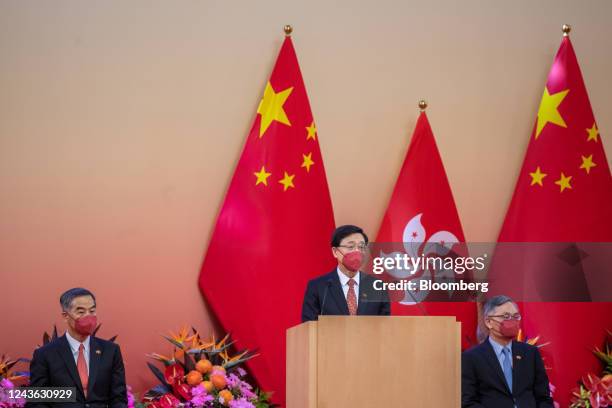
left=26, top=335, right=127, bottom=408
left=462, top=338, right=554, bottom=408
left=301, top=269, right=391, bottom=322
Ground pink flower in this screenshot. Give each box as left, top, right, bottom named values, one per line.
left=189, top=386, right=213, bottom=408
left=228, top=398, right=255, bottom=408
left=126, top=386, right=135, bottom=408
left=226, top=374, right=241, bottom=389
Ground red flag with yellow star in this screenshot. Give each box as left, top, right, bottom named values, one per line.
left=198, top=35, right=335, bottom=406
left=494, top=32, right=612, bottom=406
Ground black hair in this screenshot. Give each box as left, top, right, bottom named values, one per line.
left=483, top=295, right=516, bottom=317
left=60, top=288, right=96, bottom=311
left=330, top=225, right=369, bottom=247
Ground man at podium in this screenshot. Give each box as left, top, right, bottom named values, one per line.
left=301, top=225, right=390, bottom=321
left=462, top=295, right=553, bottom=408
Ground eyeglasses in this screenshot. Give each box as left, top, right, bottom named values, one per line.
left=488, top=313, right=522, bottom=321
left=337, top=243, right=368, bottom=252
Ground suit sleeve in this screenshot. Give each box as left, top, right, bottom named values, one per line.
left=461, top=352, right=486, bottom=408
left=301, top=280, right=320, bottom=322
left=533, top=347, right=554, bottom=408
left=25, top=348, right=51, bottom=408
left=109, top=344, right=128, bottom=408
left=379, top=286, right=391, bottom=316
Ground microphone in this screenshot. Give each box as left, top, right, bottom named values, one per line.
left=320, top=279, right=333, bottom=317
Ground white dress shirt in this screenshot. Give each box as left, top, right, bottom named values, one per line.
left=65, top=331, right=90, bottom=374
left=337, top=267, right=360, bottom=307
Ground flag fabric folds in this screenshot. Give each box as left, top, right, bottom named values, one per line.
left=494, top=34, right=612, bottom=406
left=198, top=36, right=336, bottom=406
left=375, top=110, right=478, bottom=349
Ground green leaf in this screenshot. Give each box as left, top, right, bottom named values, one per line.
left=146, top=362, right=168, bottom=387
left=183, top=352, right=195, bottom=372
left=162, top=336, right=185, bottom=350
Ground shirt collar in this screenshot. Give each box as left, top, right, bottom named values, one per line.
left=337, top=267, right=360, bottom=287
left=65, top=331, right=91, bottom=354
left=488, top=336, right=512, bottom=357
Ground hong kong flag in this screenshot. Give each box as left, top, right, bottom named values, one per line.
left=491, top=29, right=612, bottom=407
left=375, top=106, right=477, bottom=349
left=198, top=32, right=335, bottom=406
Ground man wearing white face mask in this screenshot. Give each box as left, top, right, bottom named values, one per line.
left=301, top=225, right=390, bottom=322
left=462, top=295, right=553, bottom=408
left=27, top=288, right=127, bottom=408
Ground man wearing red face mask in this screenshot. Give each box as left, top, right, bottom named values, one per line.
left=462, top=295, right=553, bottom=408
left=27, top=288, right=127, bottom=408
left=301, top=225, right=390, bottom=322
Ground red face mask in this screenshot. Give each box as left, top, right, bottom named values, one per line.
left=74, top=315, right=97, bottom=336
left=499, top=319, right=520, bottom=338
left=341, top=251, right=363, bottom=272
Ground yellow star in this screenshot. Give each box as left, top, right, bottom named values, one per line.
left=586, top=123, right=599, bottom=142
left=301, top=152, right=315, bottom=172
left=253, top=166, right=272, bottom=186
left=278, top=172, right=295, bottom=191
left=580, top=155, right=596, bottom=174
left=554, top=172, right=572, bottom=192
left=256, top=82, right=293, bottom=138
left=306, top=122, right=317, bottom=140
left=529, top=166, right=547, bottom=186
left=535, top=87, right=569, bottom=139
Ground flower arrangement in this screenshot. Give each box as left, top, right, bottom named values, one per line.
left=0, top=355, right=28, bottom=408
left=143, top=327, right=274, bottom=408
left=570, top=332, right=612, bottom=408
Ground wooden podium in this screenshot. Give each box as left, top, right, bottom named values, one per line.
left=286, top=316, right=460, bottom=408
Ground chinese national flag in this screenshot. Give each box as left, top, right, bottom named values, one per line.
left=198, top=36, right=335, bottom=406
left=494, top=34, right=612, bottom=406
left=375, top=110, right=477, bottom=349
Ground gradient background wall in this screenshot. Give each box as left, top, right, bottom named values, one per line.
left=1, top=0, right=611, bottom=395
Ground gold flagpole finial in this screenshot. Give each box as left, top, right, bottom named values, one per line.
left=284, top=25, right=293, bottom=36
left=418, top=100, right=428, bottom=111
left=562, top=24, right=571, bottom=37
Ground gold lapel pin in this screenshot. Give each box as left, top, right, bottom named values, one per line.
left=96, top=350, right=101, bottom=355
left=515, top=355, right=522, bottom=360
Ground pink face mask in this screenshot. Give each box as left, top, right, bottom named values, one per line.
left=74, top=315, right=97, bottom=336
left=499, top=319, right=520, bottom=339
left=341, top=251, right=363, bottom=272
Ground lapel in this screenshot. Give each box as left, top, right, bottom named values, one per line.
left=88, top=337, right=102, bottom=396
left=328, top=270, right=350, bottom=315
left=356, top=272, right=369, bottom=315
left=56, top=335, right=85, bottom=398
left=481, top=338, right=512, bottom=396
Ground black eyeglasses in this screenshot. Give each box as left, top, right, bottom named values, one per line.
left=337, top=243, right=368, bottom=252
left=488, top=313, right=522, bottom=321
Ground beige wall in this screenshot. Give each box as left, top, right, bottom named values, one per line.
left=1, top=0, right=611, bottom=395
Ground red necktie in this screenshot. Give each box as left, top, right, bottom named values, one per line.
left=347, top=278, right=357, bottom=315
left=77, top=343, right=89, bottom=398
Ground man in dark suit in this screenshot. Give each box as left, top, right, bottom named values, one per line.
left=302, top=225, right=390, bottom=321
left=462, top=295, right=553, bottom=408
left=27, top=288, right=127, bottom=408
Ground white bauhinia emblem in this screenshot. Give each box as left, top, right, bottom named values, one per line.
left=381, top=213, right=459, bottom=304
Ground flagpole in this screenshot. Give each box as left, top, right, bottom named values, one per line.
left=562, top=24, right=571, bottom=37
left=418, top=99, right=428, bottom=112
